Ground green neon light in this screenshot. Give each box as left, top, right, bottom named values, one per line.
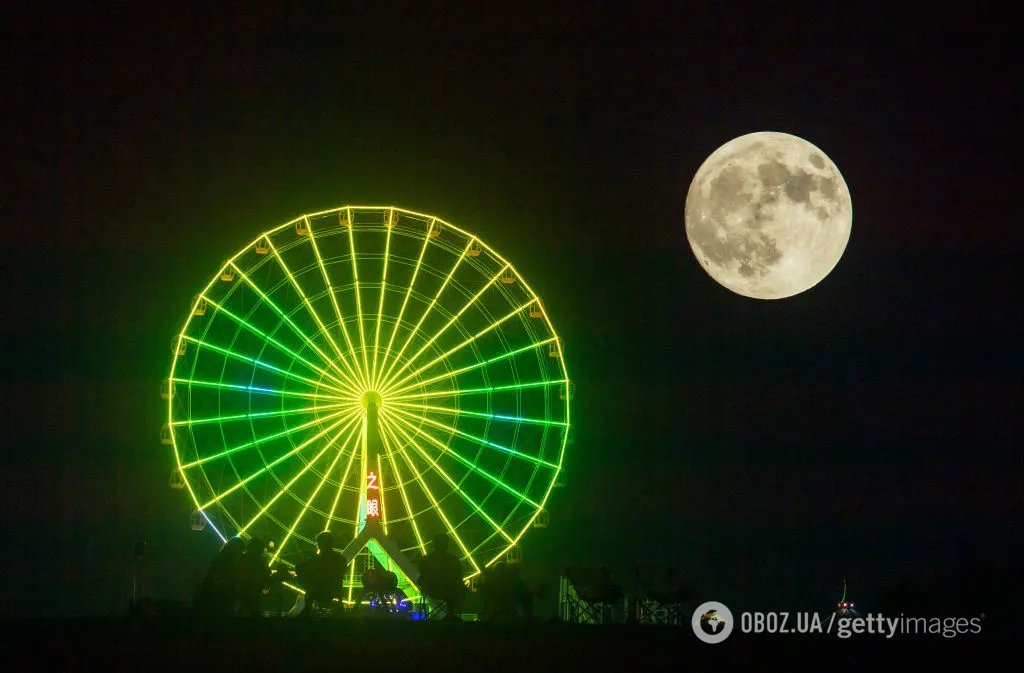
left=376, top=237, right=473, bottom=389
left=380, top=263, right=508, bottom=390
left=196, top=411, right=360, bottom=510
left=168, top=206, right=569, bottom=580
left=179, top=407, right=354, bottom=470
left=380, top=414, right=514, bottom=543
left=379, top=425, right=427, bottom=555
left=345, top=557, right=357, bottom=604
left=388, top=378, right=568, bottom=403
left=382, top=408, right=541, bottom=509
left=182, top=335, right=345, bottom=396
left=379, top=298, right=539, bottom=395
left=376, top=454, right=388, bottom=535
left=388, top=401, right=568, bottom=428
left=344, top=213, right=372, bottom=386
left=383, top=336, right=557, bottom=399
left=387, top=405, right=557, bottom=469
left=304, top=215, right=368, bottom=390
left=237, top=414, right=362, bottom=536
left=199, top=294, right=352, bottom=392
left=266, top=236, right=366, bottom=391
left=374, top=226, right=432, bottom=392
left=324, top=418, right=363, bottom=530
left=369, top=221, right=393, bottom=389
left=378, top=418, right=481, bottom=573
left=170, top=377, right=348, bottom=402
left=229, top=261, right=362, bottom=394
left=269, top=418, right=363, bottom=564
left=171, top=400, right=356, bottom=428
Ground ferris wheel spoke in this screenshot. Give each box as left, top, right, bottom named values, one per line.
left=236, top=413, right=362, bottom=537
left=229, top=260, right=363, bottom=394
left=198, top=294, right=353, bottom=393
left=387, top=405, right=558, bottom=470
left=375, top=224, right=432, bottom=391
left=170, top=377, right=349, bottom=402
left=378, top=425, right=427, bottom=555
left=374, top=455, right=390, bottom=535
left=324, top=420, right=363, bottom=531
left=171, top=400, right=357, bottom=428
left=269, top=417, right=363, bottom=564
left=378, top=418, right=482, bottom=573
left=389, top=378, right=567, bottom=403
left=383, top=336, right=557, bottom=399
left=177, top=408, right=350, bottom=470
left=380, top=414, right=514, bottom=545
left=380, top=263, right=509, bottom=393
left=265, top=236, right=367, bottom=391
left=379, top=297, right=538, bottom=395
left=305, top=213, right=370, bottom=388
left=369, top=219, right=394, bottom=390
left=185, top=405, right=355, bottom=474
left=382, top=408, right=540, bottom=510
left=377, top=237, right=475, bottom=390
left=389, top=401, right=568, bottom=429
left=341, top=213, right=372, bottom=384
left=181, top=335, right=349, bottom=398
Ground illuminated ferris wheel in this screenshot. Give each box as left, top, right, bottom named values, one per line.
left=162, top=205, right=572, bottom=589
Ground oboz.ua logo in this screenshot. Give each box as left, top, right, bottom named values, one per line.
left=691, top=601, right=735, bottom=643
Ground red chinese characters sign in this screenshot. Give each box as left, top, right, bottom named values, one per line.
left=366, top=471, right=380, bottom=519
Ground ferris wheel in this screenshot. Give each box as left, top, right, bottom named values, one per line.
left=162, top=205, right=572, bottom=589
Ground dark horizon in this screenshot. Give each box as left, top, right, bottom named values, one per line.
left=2, top=4, right=1020, bottom=620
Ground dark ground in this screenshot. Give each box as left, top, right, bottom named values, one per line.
left=2, top=617, right=998, bottom=672
left=7, top=564, right=1016, bottom=670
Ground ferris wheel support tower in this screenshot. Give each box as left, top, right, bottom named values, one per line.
left=340, top=392, right=421, bottom=592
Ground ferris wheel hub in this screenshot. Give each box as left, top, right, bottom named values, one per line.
left=361, top=391, right=383, bottom=409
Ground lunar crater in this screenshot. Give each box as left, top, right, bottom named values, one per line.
left=784, top=171, right=814, bottom=202
left=757, top=161, right=790, bottom=188
left=817, top=175, right=837, bottom=199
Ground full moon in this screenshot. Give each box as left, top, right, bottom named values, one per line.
left=685, top=132, right=852, bottom=299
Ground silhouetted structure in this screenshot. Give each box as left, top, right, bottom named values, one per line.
left=294, top=531, right=347, bottom=617
left=239, top=537, right=271, bottom=617
left=478, top=562, right=544, bottom=622
left=194, top=537, right=246, bottom=617
left=560, top=566, right=623, bottom=624
left=631, top=565, right=691, bottom=625
left=267, top=559, right=294, bottom=617
left=416, top=533, right=466, bottom=620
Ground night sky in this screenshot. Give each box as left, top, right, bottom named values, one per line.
left=3, top=3, right=1020, bottom=618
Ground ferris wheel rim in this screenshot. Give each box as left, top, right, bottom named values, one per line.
left=167, top=205, right=571, bottom=575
